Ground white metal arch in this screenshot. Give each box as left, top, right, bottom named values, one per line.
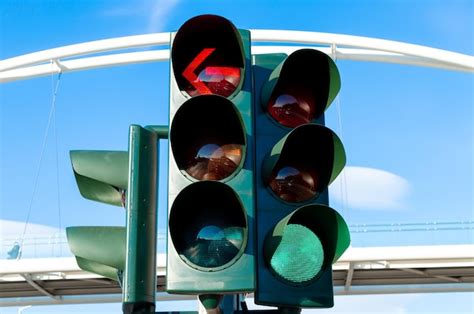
left=0, top=30, right=472, bottom=83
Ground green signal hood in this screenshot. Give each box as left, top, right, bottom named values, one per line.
left=261, top=49, right=341, bottom=120
left=70, top=150, right=129, bottom=206
left=264, top=204, right=350, bottom=283
left=66, top=226, right=126, bottom=281
left=263, top=123, right=346, bottom=193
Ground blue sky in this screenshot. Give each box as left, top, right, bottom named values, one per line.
left=0, top=0, right=473, bottom=313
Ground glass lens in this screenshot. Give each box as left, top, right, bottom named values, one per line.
left=196, top=66, right=241, bottom=97
left=182, top=225, right=244, bottom=268
left=183, top=48, right=242, bottom=98
left=186, top=143, right=243, bottom=181
left=268, top=166, right=318, bottom=202
left=268, top=93, right=315, bottom=128
left=270, top=224, right=324, bottom=283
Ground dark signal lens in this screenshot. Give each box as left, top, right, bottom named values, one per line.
left=169, top=182, right=247, bottom=270
left=183, top=225, right=244, bottom=268
left=185, top=143, right=243, bottom=181
left=268, top=165, right=318, bottom=202
left=268, top=92, right=315, bottom=128
left=170, top=95, right=246, bottom=182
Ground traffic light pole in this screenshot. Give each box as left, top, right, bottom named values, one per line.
left=123, top=125, right=158, bottom=314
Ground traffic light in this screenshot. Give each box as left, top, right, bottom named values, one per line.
left=66, top=125, right=158, bottom=313
left=166, top=14, right=255, bottom=302
left=67, top=150, right=128, bottom=281
left=253, top=49, right=350, bottom=309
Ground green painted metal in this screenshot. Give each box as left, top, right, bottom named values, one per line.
left=198, top=294, right=223, bottom=310
left=67, top=125, right=160, bottom=313
left=75, top=256, right=122, bottom=281
left=70, top=150, right=128, bottom=206
left=253, top=51, right=349, bottom=309
left=123, top=125, right=158, bottom=313
left=166, top=15, right=254, bottom=296
left=66, top=226, right=126, bottom=280
left=145, top=125, right=169, bottom=139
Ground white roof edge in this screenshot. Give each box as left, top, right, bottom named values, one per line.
left=339, top=244, right=474, bottom=262
left=1, top=246, right=473, bottom=276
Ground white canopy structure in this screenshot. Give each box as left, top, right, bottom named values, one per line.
left=1, top=245, right=473, bottom=306
left=1, top=30, right=473, bottom=83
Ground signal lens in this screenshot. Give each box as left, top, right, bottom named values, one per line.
left=170, top=95, right=246, bottom=182
left=270, top=224, right=324, bottom=283
left=169, top=182, right=247, bottom=270
left=268, top=93, right=315, bottom=128
left=182, top=48, right=242, bottom=97
left=268, top=165, right=318, bottom=202
left=186, top=143, right=243, bottom=181
left=183, top=225, right=244, bottom=268
left=172, top=15, right=245, bottom=98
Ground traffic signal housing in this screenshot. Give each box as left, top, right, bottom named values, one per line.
left=166, top=14, right=255, bottom=297
left=253, top=49, right=350, bottom=308
left=66, top=125, right=158, bottom=313
left=67, top=150, right=128, bottom=281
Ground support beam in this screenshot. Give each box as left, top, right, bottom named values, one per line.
left=401, top=268, right=461, bottom=283
left=344, top=262, right=355, bottom=291
left=20, top=273, right=61, bottom=301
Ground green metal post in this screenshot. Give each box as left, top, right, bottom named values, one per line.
left=145, top=125, right=169, bottom=139
left=123, top=125, right=158, bottom=313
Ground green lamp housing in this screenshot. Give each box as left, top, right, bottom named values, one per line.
left=166, top=14, right=255, bottom=295
left=70, top=150, right=128, bottom=207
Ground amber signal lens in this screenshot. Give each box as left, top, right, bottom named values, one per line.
left=185, top=143, right=243, bottom=181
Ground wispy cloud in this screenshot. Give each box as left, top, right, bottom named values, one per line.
left=102, top=0, right=181, bottom=33
left=329, top=166, right=411, bottom=211
left=147, top=0, right=180, bottom=33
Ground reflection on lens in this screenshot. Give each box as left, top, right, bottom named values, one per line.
left=196, top=66, right=241, bottom=97
left=183, top=225, right=244, bottom=268
left=268, top=93, right=314, bottom=128
left=186, top=143, right=243, bottom=181
left=270, top=224, right=324, bottom=283
left=268, top=166, right=318, bottom=202
left=184, top=67, right=241, bottom=98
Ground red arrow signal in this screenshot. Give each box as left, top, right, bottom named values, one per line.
left=182, top=48, right=241, bottom=97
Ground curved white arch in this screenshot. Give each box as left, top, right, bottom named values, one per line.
left=1, top=30, right=472, bottom=83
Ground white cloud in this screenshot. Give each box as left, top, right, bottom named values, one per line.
left=329, top=166, right=411, bottom=211
left=147, top=0, right=180, bottom=33
left=102, top=0, right=180, bottom=33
